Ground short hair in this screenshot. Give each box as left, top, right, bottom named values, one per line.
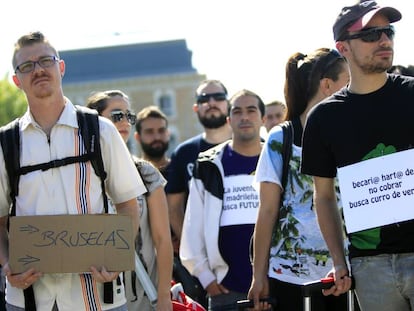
left=265, top=100, right=286, bottom=111
left=229, top=89, right=265, bottom=117
left=195, top=79, right=228, bottom=96
left=13, top=31, right=59, bottom=69
left=86, top=90, right=129, bottom=115
left=135, top=106, right=168, bottom=134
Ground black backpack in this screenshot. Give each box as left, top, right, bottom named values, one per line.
left=0, top=105, right=112, bottom=310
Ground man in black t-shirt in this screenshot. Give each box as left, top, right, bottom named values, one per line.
left=301, top=2, right=414, bottom=310
left=166, top=79, right=232, bottom=306
left=166, top=79, right=232, bottom=244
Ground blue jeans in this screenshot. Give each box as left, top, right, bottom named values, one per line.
left=351, top=253, right=414, bottom=311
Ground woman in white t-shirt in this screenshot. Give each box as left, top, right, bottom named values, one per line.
left=247, top=48, right=351, bottom=311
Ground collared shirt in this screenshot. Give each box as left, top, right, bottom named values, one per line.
left=0, top=101, right=146, bottom=311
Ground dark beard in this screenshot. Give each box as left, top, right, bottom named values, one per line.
left=361, top=62, right=392, bottom=74
left=140, top=141, right=169, bottom=158
left=198, top=114, right=227, bottom=129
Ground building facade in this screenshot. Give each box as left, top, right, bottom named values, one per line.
left=60, top=39, right=206, bottom=156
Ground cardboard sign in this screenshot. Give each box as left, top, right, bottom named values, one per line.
left=9, top=214, right=135, bottom=274
left=338, top=148, right=414, bottom=233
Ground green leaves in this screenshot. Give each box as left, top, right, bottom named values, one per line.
left=0, top=76, right=27, bottom=126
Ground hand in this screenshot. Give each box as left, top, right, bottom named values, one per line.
left=90, top=266, right=120, bottom=283
left=205, top=280, right=229, bottom=296
left=322, top=265, right=352, bottom=296
left=247, top=277, right=270, bottom=311
left=3, top=262, right=42, bottom=290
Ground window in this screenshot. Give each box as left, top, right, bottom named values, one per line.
left=154, top=89, right=176, bottom=118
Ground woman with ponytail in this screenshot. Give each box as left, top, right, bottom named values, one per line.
left=248, top=48, right=350, bottom=310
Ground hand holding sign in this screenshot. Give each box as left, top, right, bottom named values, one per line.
left=9, top=215, right=134, bottom=274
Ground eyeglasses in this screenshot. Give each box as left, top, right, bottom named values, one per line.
left=15, top=55, right=59, bottom=73
left=342, top=25, right=395, bottom=43
left=196, top=92, right=227, bottom=104
left=110, top=110, right=136, bottom=125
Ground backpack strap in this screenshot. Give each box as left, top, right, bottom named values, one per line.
left=0, top=119, right=21, bottom=217
left=0, top=120, right=37, bottom=311
left=75, top=105, right=109, bottom=214
left=279, top=120, right=293, bottom=192
left=76, top=106, right=115, bottom=303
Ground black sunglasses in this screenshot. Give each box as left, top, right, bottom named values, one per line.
left=196, top=92, right=227, bottom=104
left=110, top=110, right=136, bottom=125
left=342, top=25, right=395, bottom=43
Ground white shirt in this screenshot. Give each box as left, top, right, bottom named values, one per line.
left=0, top=101, right=146, bottom=311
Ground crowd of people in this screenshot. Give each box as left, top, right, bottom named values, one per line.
left=0, top=1, right=414, bottom=311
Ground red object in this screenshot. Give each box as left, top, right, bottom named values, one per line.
left=171, top=281, right=206, bottom=311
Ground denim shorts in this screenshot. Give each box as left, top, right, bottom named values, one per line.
left=351, top=253, right=414, bottom=311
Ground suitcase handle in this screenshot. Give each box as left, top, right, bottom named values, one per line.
left=302, top=276, right=355, bottom=297
left=302, top=277, right=355, bottom=311
left=236, top=297, right=277, bottom=309
left=302, top=277, right=335, bottom=297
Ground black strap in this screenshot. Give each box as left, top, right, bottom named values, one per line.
left=279, top=120, right=294, bottom=192
left=0, top=119, right=20, bottom=216
left=76, top=107, right=113, bottom=303
left=76, top=106, right=109, bottom=214
left=103, top=282, right=114, bottom=304
left=19, top=153, right=94, bottom=175
left=23, top=287, right=36, bottom=311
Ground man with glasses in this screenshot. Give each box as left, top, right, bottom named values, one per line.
left=301, top=2, right=414, bottom=310
left=166, top=79, right=232, bottom=306
left=1, top=32, right=145, bottom=311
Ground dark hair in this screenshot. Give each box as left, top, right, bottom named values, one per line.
left=284, top=48, right=346, bottom=120
left=388, top=65, right=414, bottom=77
left=195, top=79, right=228, bottom=97
left=135, top=105, right=168, bottom=134
left=86, top=90, right=129, bottom=115
left=13, top=31, right=59, bottom=68
left=229, top=89, right=265, bottom=117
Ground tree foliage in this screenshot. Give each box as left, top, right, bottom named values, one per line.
left=0, top=76, right=27, bottom=126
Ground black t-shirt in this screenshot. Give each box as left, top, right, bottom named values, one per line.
left=165, top=134, right=216, bottom=194
left=301, top=74, right=414, bottom=258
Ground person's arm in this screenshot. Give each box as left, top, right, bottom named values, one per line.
left=115, top=198, right=140, bottom=237
left=147, top=187, right=173, bottom=311
left=248, top=182, right=280, bottom=311
left=0, top=215, right=42, bottom=289
left=180, top=177, right=215, bottom=290
left=313, top=176, right=352, bottom=295
left=167, top=192, right=186, bottom=242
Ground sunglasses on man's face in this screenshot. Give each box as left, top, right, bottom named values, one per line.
left=342, top=25, right=395, bottom=43
left=196, top=92, right=227, bottom=104
left=110, top=110, right=136, bottom=125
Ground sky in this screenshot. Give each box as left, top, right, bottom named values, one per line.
left=1, top=0, right=413, bottom=103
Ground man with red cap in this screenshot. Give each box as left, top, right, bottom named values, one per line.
left=301, top=1, right=414, bottom=310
